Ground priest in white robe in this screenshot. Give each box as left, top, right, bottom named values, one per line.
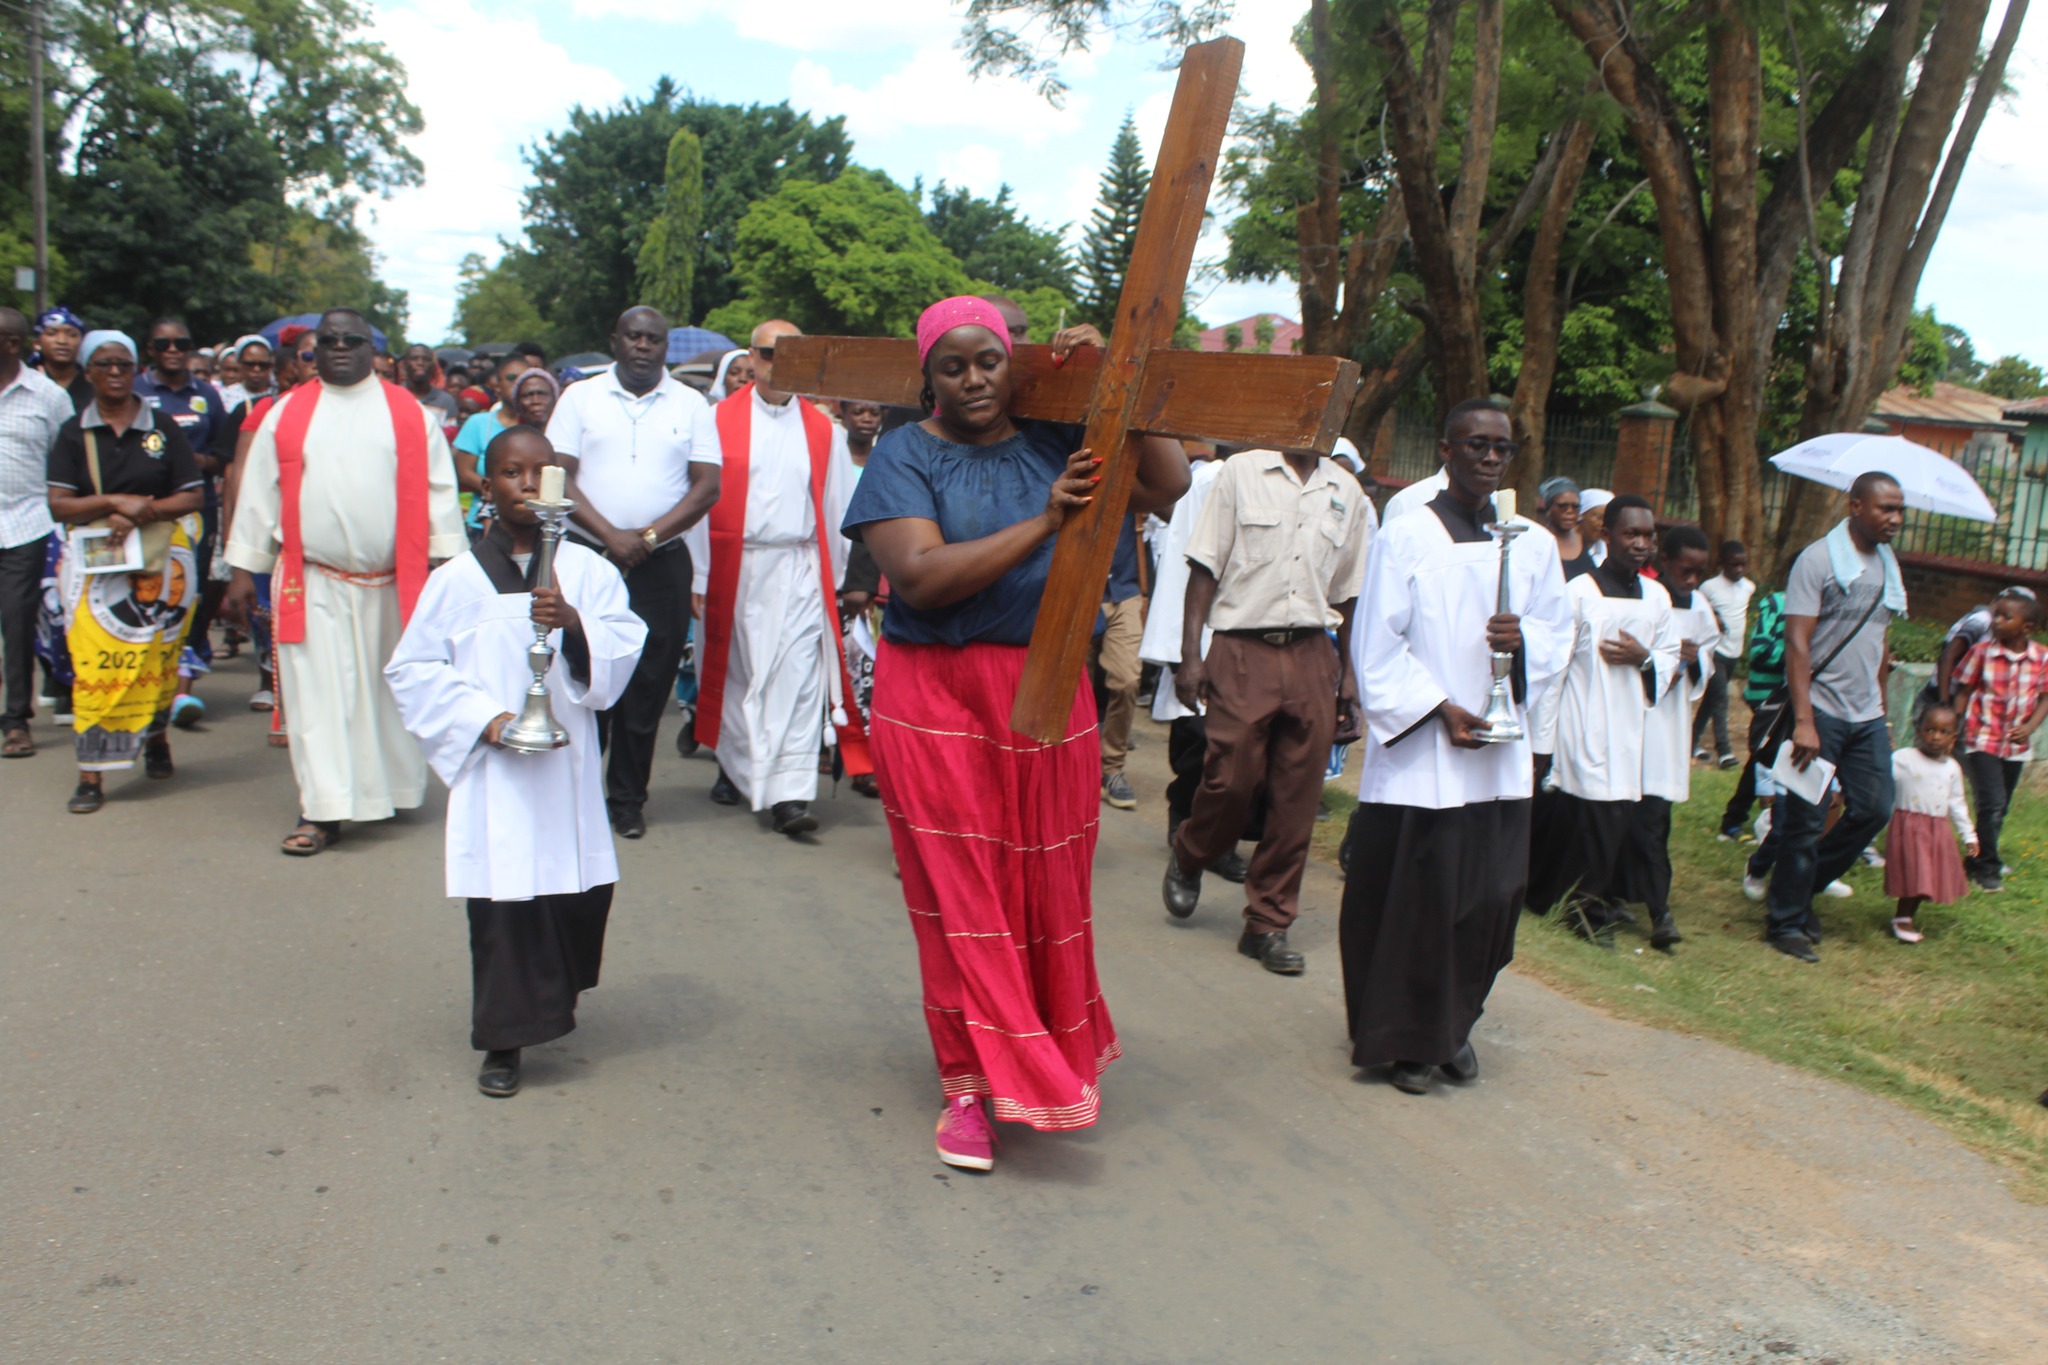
left=1528, top=494, right=1682, bottom=942
left=1614, top=524, right=1718, bottom=949
left=688, top=320, right=868, bottom=838
left=225, top=308, right=465, bottom=854
left=1340, top=402, right=1573, bottom=1095
left=386, top=428, right=647, bottom=1098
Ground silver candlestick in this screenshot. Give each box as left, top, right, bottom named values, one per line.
left=499, top=496, right=575, bottom=754
left=1476, top=511, right=1528, bottom=744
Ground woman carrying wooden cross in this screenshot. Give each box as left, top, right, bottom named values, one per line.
left=843, top=296, right=1190, bottom=1172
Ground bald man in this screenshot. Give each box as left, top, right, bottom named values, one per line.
left=687, top=320, right=869, bottom=835
left=545, top=306, right=723, bottom=839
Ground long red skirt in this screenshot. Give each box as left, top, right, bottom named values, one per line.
left=1883, top=809, right=1970, bottom=903
left=871, top=641, right=1119, bottom=1130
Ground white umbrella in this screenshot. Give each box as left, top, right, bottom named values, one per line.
left=1768, top=432, right=1997, bottom=523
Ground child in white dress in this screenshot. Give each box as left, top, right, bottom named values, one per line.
left=1883, top=704, right=1977, bottom=943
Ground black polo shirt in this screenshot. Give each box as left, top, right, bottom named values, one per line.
left=47, top=400, right=202, bottom=499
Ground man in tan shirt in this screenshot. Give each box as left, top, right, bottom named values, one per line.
left=1164, top=444, right=1375, bottom=973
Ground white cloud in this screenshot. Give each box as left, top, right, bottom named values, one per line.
left=789, top=44, right=1091, bottom=147
left=565, top=0, right=956, bottom=50
left=935, top=143, right=1006, bottom=197
left=364, top=0, right=624, bottom=341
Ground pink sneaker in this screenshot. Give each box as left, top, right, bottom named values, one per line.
left=935, top=1095, right=995, bottom=1170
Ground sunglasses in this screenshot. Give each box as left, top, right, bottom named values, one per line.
left=753, top=346, right=775, bottom=360
left=297, top=350, right=317, bottom=364
left=316, top=332, right=372, bottom=350
left=88, top=358, right=137, bottom=373
left=242, top=356, right=273, bottom=369
left=148, top=336, right=196, bottom=353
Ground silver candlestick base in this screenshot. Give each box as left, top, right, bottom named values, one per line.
left=1476, top=514, right=1528, bottom=745
left=500, top=496, right=575, bottom=755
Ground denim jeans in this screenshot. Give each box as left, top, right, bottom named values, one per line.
left=1764, top=712, right=1895, bottom=940
left=1960, top=749, right=2022, bottom=880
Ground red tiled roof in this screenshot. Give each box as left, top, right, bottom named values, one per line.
left=1197, top=314, right=1303, bottom=354
left=1873, top=381, right=2024, bottom=430
left=2002, top=395, right=2048, bottom=420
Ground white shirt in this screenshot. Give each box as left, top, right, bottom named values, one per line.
left=1548, top=572, right=1682, bottom=804
left=1642, top=596, right=1721, bottom=802
left=1381, top=467, right=1450, bottom=523
left=544, top=369, right=719, bottom=539
left=1891, top=747, right=1976, bottom=844
left=686, top=391, right=856, bottom=594
left=1698, top=572, right=1756, bottom=660
left=0, top=364, right=71, bottom=548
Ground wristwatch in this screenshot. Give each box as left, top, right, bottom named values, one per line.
left=640, top=527, right=659, bottom=549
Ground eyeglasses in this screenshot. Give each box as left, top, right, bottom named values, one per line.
left=87, top=358, right=137, bottom=373
left=316, top=332, right=372, bottom=350
left=753, top=346, right=775, bottom=361
left=242, top=356, right=273, bottom=369
left=297, top=351, right=317, bottom=364
left=1453, top=437, right=1520, bottom=460
left=148, top=336, right=195, bottom=353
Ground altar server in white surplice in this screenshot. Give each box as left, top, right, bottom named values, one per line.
left=1340, top=402, right=1573, bottom=1096
left=1527, top=494, right=1682, bottom=941
left=688, top=320, right=869, bottom=839
left=385, top=428, right=647, bottom=1101
left=1612, top=524, right=1718, bottom=950
left=225, top=308, right=465, bottom=856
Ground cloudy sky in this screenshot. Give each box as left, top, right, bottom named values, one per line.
left=361, top=0, right=2043, bottom=367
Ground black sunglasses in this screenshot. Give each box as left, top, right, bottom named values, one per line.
left=316, top=332, right=372, bottom=350
left=88, top=358, right=137, bottom=372
left=148, top=336, right=196, bottom=353
left=242, top=356, right=273, bottom=369
left=753, top=345, right=775, bottom=361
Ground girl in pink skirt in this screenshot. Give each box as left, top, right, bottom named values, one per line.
left=1885, top=704, right=1977, bottom=942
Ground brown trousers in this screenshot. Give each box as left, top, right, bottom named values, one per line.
left=1172, top=632, right=1338, bottom=933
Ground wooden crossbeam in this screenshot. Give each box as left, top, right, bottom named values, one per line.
left=774, top=338, right=1360, bottom=450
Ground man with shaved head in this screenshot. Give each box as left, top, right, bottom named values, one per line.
left=545, top=305, right=722, bottom=839
left=688, top=319, right=868, bottom=836
left=0, top=306, right=77, bottom=756
left=226, top=307, right=467, bottom=854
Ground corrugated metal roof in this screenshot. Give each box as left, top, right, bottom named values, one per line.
left=1873, top=381, right=2024, bottom=430
left=2001, top=395, right=2048, bottom=420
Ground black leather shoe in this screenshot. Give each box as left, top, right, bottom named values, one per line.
left=477, top=1049, right=521, bottom=1098
left=1209, top=849, right=1250, bottom=884
left=610, top=804, right=646, bottom=839
left=1649, top=912, right=1683, bottom=950
left=1604, top=901, right=1638, bottom=927
left=66, top=780, right=104, bottom=814
left=1389, top=1061, right=1434, bottom=1095
left=709, top=768, right=740, bottom=806
left=1441, top=1043, right=1479, bottom=1083
left=1237, top=929, right=1304, bottom=975
left=1564, top=903, right=1616, bottom=951
left=144, top=743, right=174, bottom=780
left=1162, top=852, right=1201, bottom=919
left=1769, top=933, right=1819, bottom=963
left=771, top=800, right=818, bottom=836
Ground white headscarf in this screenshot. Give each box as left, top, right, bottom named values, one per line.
left=80, top=329, right=136, bottom=365
left=233, top=333, right=270, bottom=360
left=708, top=349, right=748, bottom=402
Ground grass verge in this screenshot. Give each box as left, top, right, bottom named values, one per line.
left=1313, top=764, right=2048, bottom=1201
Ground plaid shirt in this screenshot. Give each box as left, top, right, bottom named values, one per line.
left=1953, top=638, right=2048, bottom=759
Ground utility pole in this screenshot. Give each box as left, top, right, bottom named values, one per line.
left=27, top=0, right=49, bottom=314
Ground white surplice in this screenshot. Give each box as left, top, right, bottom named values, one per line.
left=1642, top=597, right=1720, bottom=802
left=1352, top=506, right=1573, bottom=810
left=1137, top=457, right=1223, bottom=722
left=1381, top=466, right=1450, bottom=523
left=384, top=542, right=646, bottom=900
left=689, top=392, right=857, bottom=810
left=227, top=377, right=466, bottom=822
left=1547, top=574, right=1682, bottom=804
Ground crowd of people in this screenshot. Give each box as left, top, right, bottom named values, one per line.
left=2, top=291, right=2041, bottom=1171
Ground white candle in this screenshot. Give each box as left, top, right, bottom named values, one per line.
left=1493, top=488, right=1515, bottom=525
left=539, top=465, right=565, bottom=502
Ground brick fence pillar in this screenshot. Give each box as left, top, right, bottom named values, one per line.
left=1612, top=399, right=1679, bottom=506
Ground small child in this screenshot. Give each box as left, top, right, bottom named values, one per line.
left=1949, top=589, right=2048, bottom=892
left=385, top=428, right=647, bottom=1097
left=1883, top=704, right=1977, bottom=943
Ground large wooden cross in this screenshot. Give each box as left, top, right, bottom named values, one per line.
left=775, top=37, right=1361, bottom=742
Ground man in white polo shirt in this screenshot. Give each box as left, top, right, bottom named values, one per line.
left=0, top=307, right=77, bottom=758
left=547, top=305, right=722, bottom=838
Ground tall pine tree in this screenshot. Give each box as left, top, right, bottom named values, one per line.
left=635, top=128, right=705, bottom=323
left=1078, top=112, right=1149, bottom=331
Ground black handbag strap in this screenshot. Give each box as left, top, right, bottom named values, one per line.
left=1755, top=584, right=1888, bottom=720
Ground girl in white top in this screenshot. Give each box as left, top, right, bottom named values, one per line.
left=1884, top=704, right=1978, bottom=943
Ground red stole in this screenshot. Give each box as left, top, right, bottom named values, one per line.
left=271, top=378, right=432, bottom=645
left=694, top=385, right=871, bottom=775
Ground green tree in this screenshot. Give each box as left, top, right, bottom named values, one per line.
left=452, top=252, right=549, bottom=347
left=1979, top=355, right=2048, bottom=402
left=704, top=169, right=975, bottom=340
left=248, top=212, right=409, bottom=342
left=521, top=81, right=852, bottom=348
left=636, top=129, right=706, bottom=323
left=1078, top=113, right=1150, bottom=330
left=921, top=182, right=1075, bottom=296
left=1252, top=314, right=1275, bottom=353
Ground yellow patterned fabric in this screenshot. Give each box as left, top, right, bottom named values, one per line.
left=62, top=519, right=199, bottom=770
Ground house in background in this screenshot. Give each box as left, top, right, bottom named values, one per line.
left=1871, top=381, right=2024, bottom=460
left=1197, top=314, right=1303, bottom=354
left=1868, top=381, right=2031, bottom=570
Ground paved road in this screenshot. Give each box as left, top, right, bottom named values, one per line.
left=5, top=655, right=2045, bottom=1363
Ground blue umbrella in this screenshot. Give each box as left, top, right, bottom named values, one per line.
left=261, top=313, right=391, bottom=354
left=667, top=327, right=736, bottom=363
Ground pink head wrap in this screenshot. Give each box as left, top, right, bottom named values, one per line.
left=916, top=296, right=1013, bottom=367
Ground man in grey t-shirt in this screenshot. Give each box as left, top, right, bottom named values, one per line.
left=1753, top=471, right=1906, bottom=961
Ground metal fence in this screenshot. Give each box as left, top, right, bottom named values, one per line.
left=1380, top=406, right=1620, bottom=492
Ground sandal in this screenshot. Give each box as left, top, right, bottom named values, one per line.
left=851, top=772, right=879, bottom=799
left=67, top=779, right=104, bottom=814
left=145, top=743, right=175, bottom=780
left=1890, top=917, right=1923, bottom=944
left=281, top=820, right=339, bottom=857
left=1, top=725, right=32, bottom=758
